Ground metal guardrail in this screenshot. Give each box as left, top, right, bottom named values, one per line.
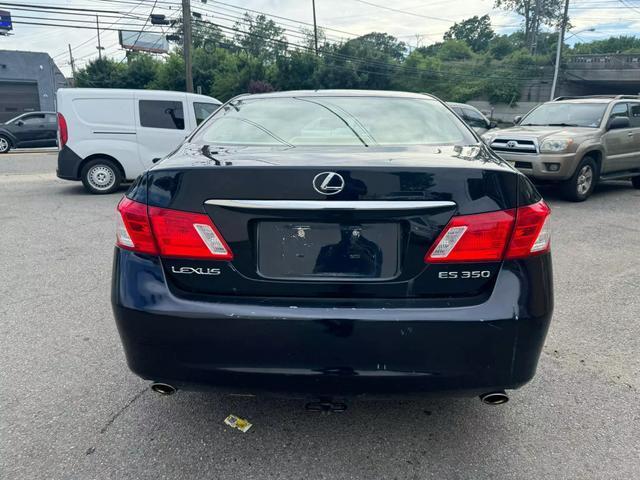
left=567, top=54, right=640, bottom=69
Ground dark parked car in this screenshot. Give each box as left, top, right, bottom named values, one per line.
left=0, top=111, right=58, bottom=153
left=448, top=102, right=497, bottom=135
left=112, top=90, right=553, bottom=406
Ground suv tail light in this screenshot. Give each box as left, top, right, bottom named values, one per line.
left=425, top=200, right=550, bottom=263
left=57, top=112, right=68, bottom=148
left=116, top=198, right=233, bottom=260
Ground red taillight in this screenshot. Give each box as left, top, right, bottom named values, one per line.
left=116, top=198, right=158, bottom=255
left=116, top=198, right=233, bottom=260
left=426, top=209, right=516, bottom=263
left=148, top=206, right=233, bottom=260
left=505, top=201, right=551, bottom=259
left=425, top=200, right=550, bottom=263
left=57, top=112, right=68, bottom=148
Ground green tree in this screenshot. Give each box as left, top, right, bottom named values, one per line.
left=494, top=0, right=566, bottom=52
left=150, top=52, right=186, bottom=91
left=392, top=49, right=442, bottom=93
left=300, top=26, right=327, bottom=52
left=233, top=13, right=287, bottom=61
left=444, top=15, right=494, bottom=52
left=571, top=35, right=640, bottom=54
left=488, top=35, right=517, bottom=59
left=75, top=58, right=127, bottom=88
left=172, top=16, right=225, bottom=50
left=485, top=75, right=521, bottom=104
left=322, top=33, right=407, bottom=90
left=121, top=53, right=159, bottom=89
left=272, top=50, right=321, bottom=90
left=437, top=40, right=474, bottom=61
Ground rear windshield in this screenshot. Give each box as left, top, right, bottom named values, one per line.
left=192, top=96, right=476, bottom=147
left=520, top=103, right=607, bottom=128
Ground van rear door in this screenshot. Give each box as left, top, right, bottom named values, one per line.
left=134, top=92, right=189, bottom=167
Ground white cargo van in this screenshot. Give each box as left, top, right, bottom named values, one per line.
left=56, top=88, right=221, bottom=194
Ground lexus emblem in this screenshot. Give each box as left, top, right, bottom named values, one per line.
left=313, top=172, right=345, bottom=195
left=506, top=140, right=518, bottom=148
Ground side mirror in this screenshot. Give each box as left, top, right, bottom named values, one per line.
left=513, top=115, right=522, bottom=125
left=15, top=120, right=24, bottom=127
left=152, top=157, right=161, bottom=164
left=607, top=116, right=630, bottom=130
left=488, top=121, right=498, bottom=129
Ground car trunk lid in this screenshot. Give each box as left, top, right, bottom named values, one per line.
left=145, top=145, right=519, bottom=298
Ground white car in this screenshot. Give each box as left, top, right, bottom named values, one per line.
left=56, top=88, right=221, bottom=194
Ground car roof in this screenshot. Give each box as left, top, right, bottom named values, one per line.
left=57, top=88, right=220, bottom=103
left=235, top=89, right=439, bottom=101
left=552, top=98, right=617, bottom=104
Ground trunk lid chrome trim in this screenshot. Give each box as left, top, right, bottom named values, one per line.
left=204, top=200, right=457, bottom=210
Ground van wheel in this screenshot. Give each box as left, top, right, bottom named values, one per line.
left=81, top=158, right=122, bottom=194
left=560, top=156, right=598, bottom=202
left=632, top=176, right=640, bottom=189
left=0, top=135, right=11, bottom=153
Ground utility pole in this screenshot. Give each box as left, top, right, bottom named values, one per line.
left=531, top=0, right=541, bottom=54
left=68, top=44, right=76, bottom=80
left=181, top=0, right=194, bottom=92
left=96, top=16, right=104, bottom=60
left=550, top=0, right=570, bottom=101
left=312, top=0, right=318, bottom=55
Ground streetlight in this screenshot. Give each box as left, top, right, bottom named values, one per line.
left=550, top=1, right=597, bottom=102
left=566, top=27, right=596, bottom=40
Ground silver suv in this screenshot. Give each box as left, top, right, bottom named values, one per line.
left=482, top=95, right=640, bottom=201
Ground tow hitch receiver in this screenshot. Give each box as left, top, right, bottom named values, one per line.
left=305, top=397, right=348, bottom=413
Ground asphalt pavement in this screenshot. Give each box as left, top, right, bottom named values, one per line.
left=1, top=151, right=639, bottom=479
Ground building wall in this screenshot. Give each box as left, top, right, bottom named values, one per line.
left=0, top=50, right=67, bottom=121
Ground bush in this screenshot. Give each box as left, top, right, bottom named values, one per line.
left=486, top=77, right=521, bottom=104
left=437, top=40, right=474, bottom=61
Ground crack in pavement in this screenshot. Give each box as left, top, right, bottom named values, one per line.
left=99, top=387, right=148, bottom=435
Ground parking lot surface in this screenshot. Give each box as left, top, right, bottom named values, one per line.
left=2, top=151, right=639, bottom=479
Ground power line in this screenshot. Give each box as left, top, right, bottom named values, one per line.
left=11, top=20, right=160, bottom=32
left=10, top=14, right=148, bottom=25
left=92, top=0, right=423, bottom=47
left=130, top=0, right=158, bottom=52
left=14, top=0, right=560, bottom=82
left=4, top=5, right=147, bottom=20
left=193, top=18, right=546, bottom=82
left=347, top=0, right=455, bottom=22
left=51, top=0, right=153, bottom=60
left=0, top=2, right=145, bottom=17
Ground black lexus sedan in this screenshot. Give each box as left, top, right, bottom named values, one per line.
left=112, top=90, right=553, bottom=405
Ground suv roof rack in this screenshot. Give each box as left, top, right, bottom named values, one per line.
left=553, top=95, right=640, bottom=101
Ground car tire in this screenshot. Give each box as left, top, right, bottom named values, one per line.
left=632, top=176, right=640, bottom=189
left=80, top=158, right=123, bottom=194
left=561, top=156, right=598, bottom=202
left=0, top=135, right=11, bottom=153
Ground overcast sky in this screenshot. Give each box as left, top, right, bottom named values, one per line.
left=1, top=0, right=638, bottom=76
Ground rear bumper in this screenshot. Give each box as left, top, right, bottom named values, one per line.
left=111, top=249, right=553, bottom=396
left=56, top=145, right=83, bottom=180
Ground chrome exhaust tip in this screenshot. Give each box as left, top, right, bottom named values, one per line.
left=480, top=390, right=509, bottom=405
left=150, top=382, right=177, bottom=396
